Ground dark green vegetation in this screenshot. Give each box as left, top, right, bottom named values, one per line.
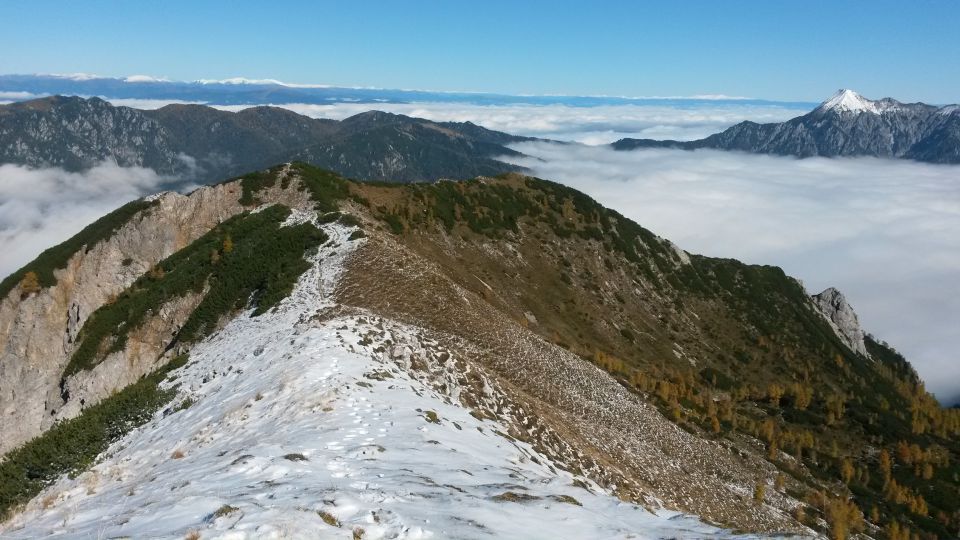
left=64, top=205, right=327, bottom=378
left=352, top=173, right=959, bottom=539
left=233, top=161, right=350, bottom=212
left=0, top=354, right=188, bottom=518
left=0, top=199, right=156, bottom=300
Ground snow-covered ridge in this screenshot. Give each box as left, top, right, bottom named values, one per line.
left=1, top=219, right=751, bottom=539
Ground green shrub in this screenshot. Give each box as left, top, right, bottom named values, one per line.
left=0, top=354, right=188, bottom=518
left=65, top=205, right=327, bottom=378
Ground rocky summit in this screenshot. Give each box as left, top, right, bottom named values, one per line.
left=1, top=163, right=957, bottom=539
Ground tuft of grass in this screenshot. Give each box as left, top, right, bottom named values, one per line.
left=318, top=510, right=341, bottom=527
left=212, top=504, right=239, bottom=518
left=492, top=491, right=541, bottom=503
left=176, top=397, right=195, bottom=411
left=283, top=453, right=308, bottom=462
left=549, top=494, right=582, bottom=506
left=171, top=449, right=186, bottom=460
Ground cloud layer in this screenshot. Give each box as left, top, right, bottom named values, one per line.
left=0, top=162, right=172, bottom=279
left=503, top=143, right=960, bottom=402
left=212, top=101, right=805, bottom=144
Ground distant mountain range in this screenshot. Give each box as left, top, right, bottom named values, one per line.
left=612, top=89, right=960, bottom=163
left=0, top=95, right=532, bottom=182
left=0, top=73, right=809, bottom=108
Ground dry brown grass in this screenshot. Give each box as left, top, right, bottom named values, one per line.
left=171, top=449, right=185, bottom=459
left=332, top=217, right=802, bottom=533
left=318, top=510, right=340, bottom=527
left=40, top=494, right=57, bottom=509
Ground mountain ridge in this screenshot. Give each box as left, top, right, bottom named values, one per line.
left=1, top=163, right=957, bottom=538
left=0, top=95, right=533, bottom=183
left=612, top=89, right=960, bottom=163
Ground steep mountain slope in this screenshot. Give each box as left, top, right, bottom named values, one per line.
left=1, top=164, right=957, bottom=539
left=0, top=95, right=183, bottom=172
left=0, top=96, right=530, bottom=182
left=612, top=90, right=960, bottom=163
left=1, top=220, right=754, bottom=539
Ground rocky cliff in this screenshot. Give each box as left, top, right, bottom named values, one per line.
left=0, top=169, right=312, bottom=455
left=812, top=287, right=868, bottom=357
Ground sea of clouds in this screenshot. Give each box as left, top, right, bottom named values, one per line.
left=0, top=161, right=172, bottom=279
left=215, top=101, right=805, bottom=144
left=1, top=97, right=956, bottom=402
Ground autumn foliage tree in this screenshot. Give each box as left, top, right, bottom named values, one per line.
left=824, top=496, right=864, bottom=540
left=18, top=271, right=41, bottom=298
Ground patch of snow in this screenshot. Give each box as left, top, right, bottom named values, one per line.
left=144, top=191, right=174, bottom=202
left=1, top=222, right=759, bottom=539
left=817, top=89, right=881, bottom=114
left=124, top=75, right=171, bottom=83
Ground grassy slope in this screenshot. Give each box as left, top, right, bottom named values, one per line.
left=349, top=173, right=959, bottom=539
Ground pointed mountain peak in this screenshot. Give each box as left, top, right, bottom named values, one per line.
left=817, top=89, right=880, bottom=114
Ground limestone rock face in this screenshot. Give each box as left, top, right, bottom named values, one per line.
left=0, top=182, right=245, bottom=455
left=812, top=287, right=869, bottom=357
left=0, top=171, right=317, bottom=456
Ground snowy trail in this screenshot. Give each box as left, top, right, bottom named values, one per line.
left=1, top=220, right=756, bottom=539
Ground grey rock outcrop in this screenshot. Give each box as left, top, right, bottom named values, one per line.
left=812, top=287, right=868, bottom=357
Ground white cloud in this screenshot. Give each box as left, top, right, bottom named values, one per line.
left=0, top=162, right=173, bottom=279
left=0, top=91, right=40, bottom=101
left=47, top=72, right=102, bottom=81
left=502, top=143, right=960, bottom=402
left=212, top=101, right=805, bottom=144
left=124, top=74, right=171, bottom=83
left=104, top=97, right=208, bottom=110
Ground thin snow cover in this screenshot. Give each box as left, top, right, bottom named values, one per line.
left=1, top=220, right=749, bottom=539
left=816, top=89, right=900, bottom=114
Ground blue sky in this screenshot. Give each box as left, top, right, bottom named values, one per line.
left=1, top=0, right=957, bottom=102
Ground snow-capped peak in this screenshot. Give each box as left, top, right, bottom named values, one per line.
left=818, top=89, right=880, bottom=114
